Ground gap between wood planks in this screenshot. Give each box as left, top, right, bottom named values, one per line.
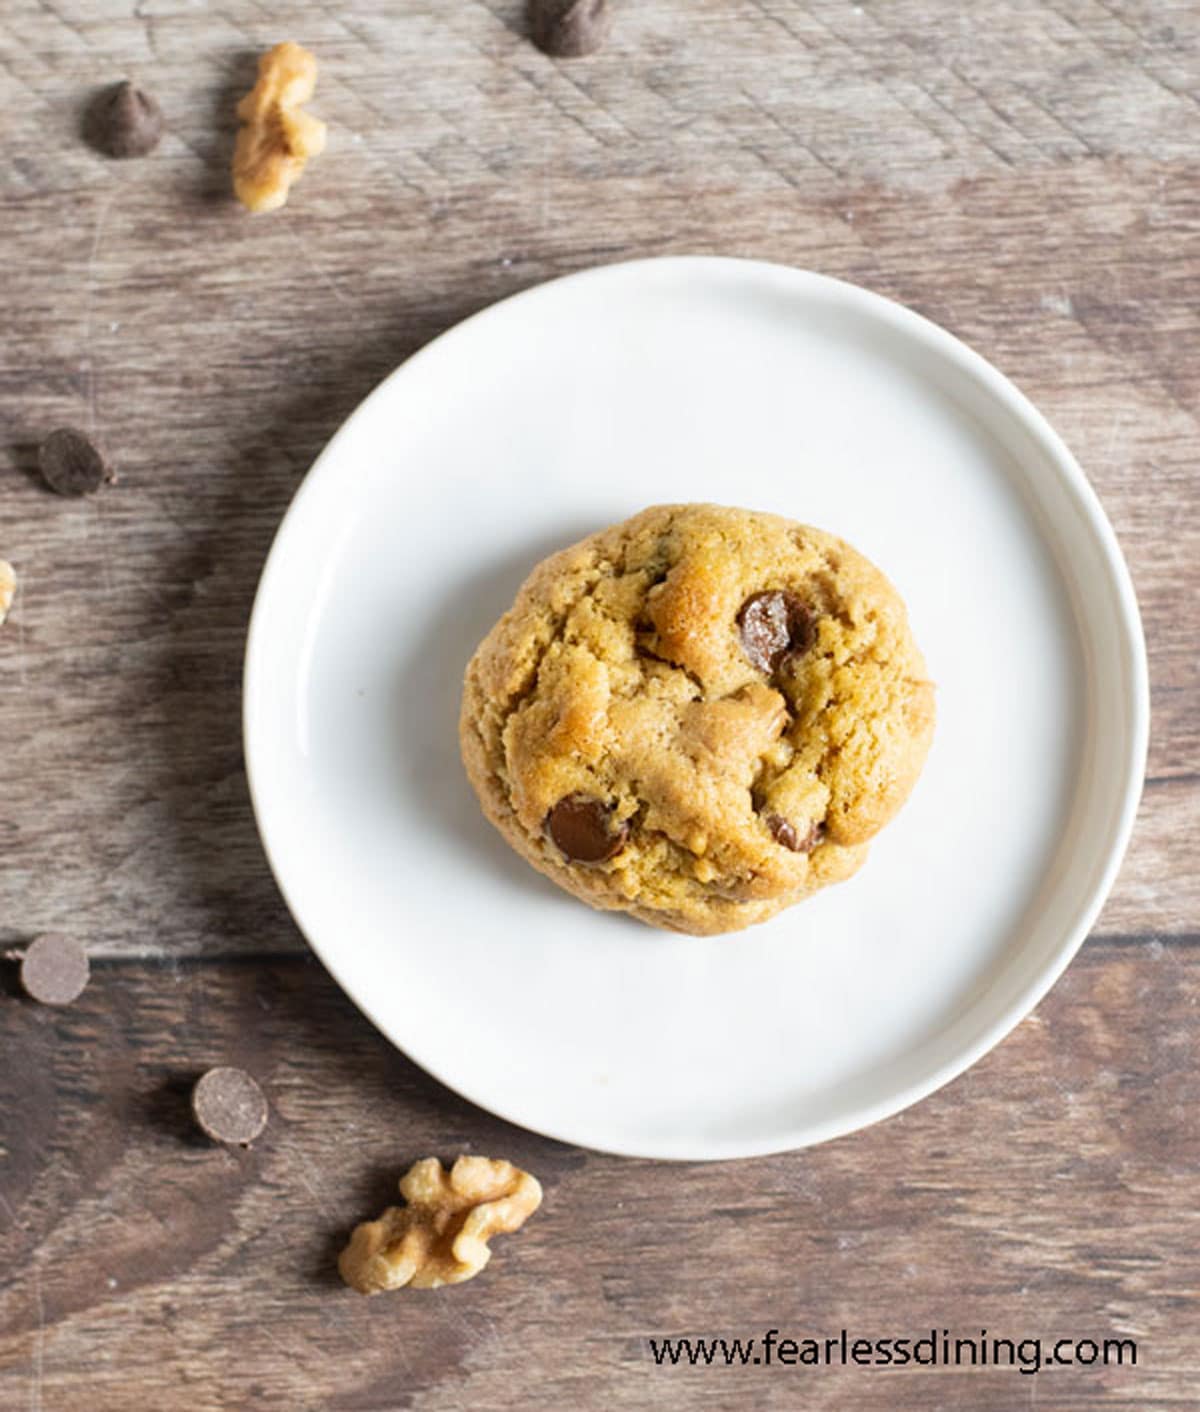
left=2, top=931, right=1192, bottom=968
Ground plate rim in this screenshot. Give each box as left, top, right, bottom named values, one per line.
left=243, top=255, right=1150, bottom=1160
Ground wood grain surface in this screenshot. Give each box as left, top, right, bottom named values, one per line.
left=1, top=2, right=1197, bottom=1408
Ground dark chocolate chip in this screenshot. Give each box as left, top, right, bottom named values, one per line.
left=38, top=427, right=115, bottom=497
left=737, top=591, right=813, bottom=673
left=530, top=0, right=613, bottom=58
left=19, top=933, right=90, bottom=1006
left=191, top=1067, right=269, bottom=1146
left=767, top=815, right=824, bottom=854
left=89, top=80, right=164, bottom=159
left=546, top=794, right=629, bottom=864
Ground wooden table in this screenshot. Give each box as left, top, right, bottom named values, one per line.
left=2, top=3, right=1196, bottom=1408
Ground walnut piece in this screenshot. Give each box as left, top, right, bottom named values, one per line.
left=339, top=1156, right=542, bottom=1294
left=0, top=560, right=15, bottom=626
left=232, top=42, right=326, bottom=213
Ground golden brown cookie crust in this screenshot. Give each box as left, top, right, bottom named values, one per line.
left=460, top=504, right=935, bottom=935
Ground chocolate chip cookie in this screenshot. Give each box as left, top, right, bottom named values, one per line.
left=459, top=504, right=935, bottom=935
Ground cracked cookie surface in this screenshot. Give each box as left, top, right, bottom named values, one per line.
left=459, top=504, right=935, bottom=935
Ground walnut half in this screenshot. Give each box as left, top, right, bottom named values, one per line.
left=232, top=42, right=326, bottom=213
left=339, top=1156, right=542, bottom=1293
left=0, top=560, right=15, bottom=626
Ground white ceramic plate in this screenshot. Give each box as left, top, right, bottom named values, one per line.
left=244, top=257, right=1147, bottom=1160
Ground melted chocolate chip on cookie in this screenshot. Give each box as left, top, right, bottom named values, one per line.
left=766, top=815, right=824, bottom=854
left=547, top=794, right=628, bottom=864
left=738, top=591, right=813, bottom=673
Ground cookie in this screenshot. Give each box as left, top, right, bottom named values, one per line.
left=459, top=504, right=935, bottom=935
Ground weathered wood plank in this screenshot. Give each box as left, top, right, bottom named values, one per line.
left=0, top=947, right=1195, bottom=1411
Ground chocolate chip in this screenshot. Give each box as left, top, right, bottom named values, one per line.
left=88, top=80, right=164, bottom=159
left=37, top=427, right=115, bottom=497
left=546, top=794, right=629, bottom=863
left=767, top=815, right=824, bottom=854
left=737, top=591, right=813, bottom=673
left=530, top=0, right=613, bottom=57
left=191, top=1067, right=269, bottom=1146
left=19, top=934, right=90, bottom=1006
